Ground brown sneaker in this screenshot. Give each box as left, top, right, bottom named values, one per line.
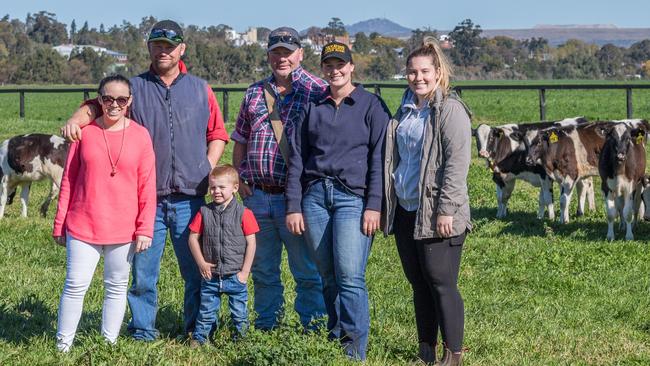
left=418, top=342, right=437, bottom=364
left=189, top=339, right=202, bottom=349
left=436, top=348, right=462, bottom=366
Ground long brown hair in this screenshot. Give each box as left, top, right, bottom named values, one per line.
left=406, top=36, right=453, bottom=99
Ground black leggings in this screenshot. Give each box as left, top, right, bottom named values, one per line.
left=393, top=205, right=465, bottom=352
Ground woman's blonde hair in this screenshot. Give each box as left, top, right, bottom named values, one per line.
left=406, top=36, right=453, bottom=99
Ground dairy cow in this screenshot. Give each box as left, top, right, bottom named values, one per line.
left=0, top=134, right=68, bottom=218
left=598, top=120, right=649, bottom=240
left=474, top=117, right=588, bottom=220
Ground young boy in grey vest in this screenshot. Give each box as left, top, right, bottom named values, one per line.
left=188, top=164, right=259, bottom=346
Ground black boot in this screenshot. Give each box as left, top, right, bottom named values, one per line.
left=417, top=342, right=437, bottom=364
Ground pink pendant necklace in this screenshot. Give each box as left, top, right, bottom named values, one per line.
left=100, top=117, right=126, bottom=177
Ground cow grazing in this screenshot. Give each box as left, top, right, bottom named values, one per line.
left=525, top=121, right=617, bottom=224
left=474, top=117, right=588, bottom=220
left=598, top=120, right=649, bottom=240
left=0, top=134, right=69, bottom=218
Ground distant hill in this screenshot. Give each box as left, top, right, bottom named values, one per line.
left=345, top=18, right=412, bottom=38
left=321, top=18, right=650, bottom=47
left=479, top=26, right=650, bottom=47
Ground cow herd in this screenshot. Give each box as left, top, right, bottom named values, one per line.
left=1, top=122, right=649, bottom=241
left=474, top=117, right=650, bottom=240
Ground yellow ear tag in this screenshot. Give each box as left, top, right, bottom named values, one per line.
left=636, top=134, right=644, bottom=145
left=549, top=132, right=559, bottom=143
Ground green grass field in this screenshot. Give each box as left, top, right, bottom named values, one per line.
left=0, top=82, right=649, bottom=365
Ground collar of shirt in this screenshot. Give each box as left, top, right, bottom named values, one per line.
left=401, top=89, right=420, bottom=112
left=319, top=84, right=364, bottom=105
left=268, top=66, right=306, bottom=96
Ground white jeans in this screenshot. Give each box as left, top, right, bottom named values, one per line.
left=56, top=236, right=133, bottom=352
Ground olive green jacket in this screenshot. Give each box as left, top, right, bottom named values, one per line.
left=382, top=88, right=472, bottom=239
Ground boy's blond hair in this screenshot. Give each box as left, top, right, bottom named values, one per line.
left=209, top=164, right=239, bottom=185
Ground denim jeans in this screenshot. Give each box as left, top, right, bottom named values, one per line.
left=243, top=188, right=325, bottom=330
left=301, top=178, right=373, bottom=361
left=192, top=273, right=249, bottom=343
left=127, top=194, right=205, bottom=340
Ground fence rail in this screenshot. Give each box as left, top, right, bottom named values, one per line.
left=2, top=83, right=650, bottom=122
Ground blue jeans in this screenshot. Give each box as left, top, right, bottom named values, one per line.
left=243, top=188, right=325, bottom=330
left=127, top=194, right=205, bottom=340
left=301, top=179, right=373, bottom=361
left=192, top=273, right=249, bottom=343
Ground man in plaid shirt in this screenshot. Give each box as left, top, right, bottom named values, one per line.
left=231, top=27, right=326, bottom=331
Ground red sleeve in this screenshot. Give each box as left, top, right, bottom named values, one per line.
left=206, top=84, right=229, bottom=142
left=53, top=141, right=81, bottom=236
left=188, top=211, right=204, bottom=233
left=241, top=208, right=260, bottom=236
left=134, top=131, right=157, bottom=239
left=81, top=98, right=105, bottom=117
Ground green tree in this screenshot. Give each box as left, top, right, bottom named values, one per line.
left=13, top=47, right=66, bottom=83
left=323, top=17, right=346, bottom=36
left=627, top=39, right=650, bottom=63
left=448, top=19, right=484, bottom=66
left=70, top=47, right=112, bottom=82
left=70, top=19, right=76, bottom=43
left=26, top=11, right=68, bottom=45
left=353, top=32, right=371, bottom=54
left=596, top=44, right=625, bottom=77
left=366, top=48, right=399, bottom=80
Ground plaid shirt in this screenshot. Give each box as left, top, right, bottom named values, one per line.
left=232, top=67, right=328, bottom=187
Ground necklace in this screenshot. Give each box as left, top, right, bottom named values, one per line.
left=99, top=117, right=127, bottom=177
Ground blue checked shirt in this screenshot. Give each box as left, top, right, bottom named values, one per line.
left=232, top=67, right=328, bottom=187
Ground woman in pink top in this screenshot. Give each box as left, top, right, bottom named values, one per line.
left=53, top=74, right=156, bottom=352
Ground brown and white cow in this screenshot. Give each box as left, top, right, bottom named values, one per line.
left=598, top=120, right=649, bottom=240
left=525, top=121, right=618, bottom=224
left=474, top=117, right=588, bottom=220
left=0, top=134, right=69, bottom=218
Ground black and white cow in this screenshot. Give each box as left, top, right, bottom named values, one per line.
left=0, top=134, right=69, bottom=218
left=598, top=120, right=649, bottom=240
left=474, top=117, right=588, bottom=220
left=526, top=120, right=637, bottom=224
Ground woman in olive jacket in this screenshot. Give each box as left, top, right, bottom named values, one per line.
left=382, top=37, right=472, bottom=366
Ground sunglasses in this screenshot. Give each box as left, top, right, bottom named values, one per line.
left=268, top=35, right=300, bottom=47
left=99, top=95, right=130, bottom=107
left=148, top=28, right=183, bottom=43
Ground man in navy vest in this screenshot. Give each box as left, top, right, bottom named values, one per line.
left=62, top=20, right=229, bottom=341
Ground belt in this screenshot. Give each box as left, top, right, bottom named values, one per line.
left=253, top=183, right=285, bottom=194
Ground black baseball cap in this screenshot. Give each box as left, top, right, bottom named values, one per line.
left=267, top=27, right=301, bottom=51
left=320, top=41, right=352, bottom=64
left=148, top=20, right=184, bottom=46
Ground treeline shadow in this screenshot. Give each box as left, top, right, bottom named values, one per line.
left=470, top=206, right=635, bottom=242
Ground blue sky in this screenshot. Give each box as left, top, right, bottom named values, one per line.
left=4, top=0, right=649, bottom=32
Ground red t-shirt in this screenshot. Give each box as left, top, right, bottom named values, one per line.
left=189, top=206, right=259, bottom=236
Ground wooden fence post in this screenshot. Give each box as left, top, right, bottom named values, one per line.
left=19, top=91, right=25, bottom=119
left=223, top=90, right=230, bottom=123
left=539, top=88, right=546, bottom=121
left=626, top=88, right=633, bottom=119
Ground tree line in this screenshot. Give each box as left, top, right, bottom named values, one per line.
left=1, top=12, right=650, bottom=85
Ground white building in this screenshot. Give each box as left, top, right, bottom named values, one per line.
left=53, top=44, right=127, bottom=64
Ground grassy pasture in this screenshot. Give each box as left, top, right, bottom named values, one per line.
left=0, top=82, right=649, bottom=365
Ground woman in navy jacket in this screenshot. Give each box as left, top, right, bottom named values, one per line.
left=285, top=41, right=390, bottom=361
